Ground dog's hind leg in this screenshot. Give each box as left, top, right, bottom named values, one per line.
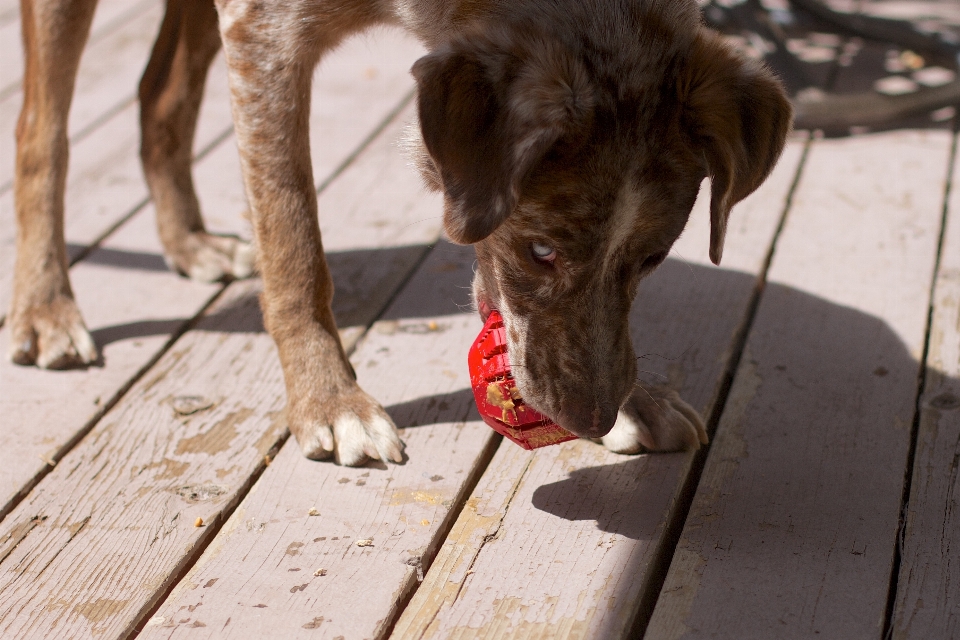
left=139, top=0, right=254, bottom=283
left=214, top=1, right=403, bottom=465
left=9, top=0, right=100, bottom=368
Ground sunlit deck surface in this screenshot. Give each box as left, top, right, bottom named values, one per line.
left=1, top=1, right=958, bottom=638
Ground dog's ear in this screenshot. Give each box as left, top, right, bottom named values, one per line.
left=680, top=30, right=792, bottom=265
left=412, top=41, right=594, bottom=244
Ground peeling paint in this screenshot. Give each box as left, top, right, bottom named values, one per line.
left=175, top=408, right=253, bottom=455
left=139, top=457, right=190, bottom=480
left=73, top=598, right=128, bottom=623
left=389, top=489, right=447, bottom=507
left=254, top=410, right=287, bottom=457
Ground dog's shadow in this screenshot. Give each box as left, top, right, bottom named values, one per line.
left=347, top=239, right=951, bottom=557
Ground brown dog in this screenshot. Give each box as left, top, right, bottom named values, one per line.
left=12, top=0, right=791, bottom=465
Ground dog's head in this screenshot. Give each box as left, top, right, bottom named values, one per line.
left=411, top=7, right=792, bottom=438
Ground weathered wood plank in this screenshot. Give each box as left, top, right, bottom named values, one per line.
left=0, top=29, right=423, bottom=315
left=0, top=0, right=158, bottom=101
left=890, top=137, right=960, bottom=640
left=0, top=34, right=424, bottom=515
left=0, top=0, right=165, bottom=192
left=0, top=1, right=18, bottom=28
left=0, top=205, right=220, bottom=518
left=390, top=138, right=807, bottom=639
left=0, top=101, right=444, bottom=638
left=646, top=129, right=951, bottom=639
left=138, top=242, right=502, bottom=639
left=0, top=44, right=232, bottom=308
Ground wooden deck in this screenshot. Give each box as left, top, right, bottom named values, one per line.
left=1, top=1, right=958, bottom=638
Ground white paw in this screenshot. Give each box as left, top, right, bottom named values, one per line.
left=168, top=232, right=256, bottom=283
left=292, top=394, right=404, bottom=467
left=8, top=295, right=98, bottom=369
left=601, top=386, right=707, bottom=453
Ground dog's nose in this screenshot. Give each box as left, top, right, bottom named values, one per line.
left=556, top=401, right=618, bottom=439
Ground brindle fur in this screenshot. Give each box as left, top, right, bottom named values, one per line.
left=12, top=0, right=791, bottom=464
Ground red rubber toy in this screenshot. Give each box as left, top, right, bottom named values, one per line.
left=468, top=310, right=577, bottom=450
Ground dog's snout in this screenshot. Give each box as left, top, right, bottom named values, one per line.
left=556, top=400, right=619, bottom=439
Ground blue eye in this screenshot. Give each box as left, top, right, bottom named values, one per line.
left=531, top=242, right=557, bottom=263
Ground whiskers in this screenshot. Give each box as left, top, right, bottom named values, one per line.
left=632, top=378, right=665, bottom=412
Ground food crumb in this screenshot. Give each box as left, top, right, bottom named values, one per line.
left=194, top=517, right=204, bottom=527
left=314, top=568, right=327, bottom=577
left=264, top=455, right=272, bottom=466
left=421, top=520, right=430, bottom=526
left=428, top=320, right=438, bottom=331
left=356, top=539, right=374, bottom=547
left=308, top=507, right=320, bottom=516
left=486, top=382, right=520, bottom=422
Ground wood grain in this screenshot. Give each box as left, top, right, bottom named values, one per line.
left=890, top=136, right=960, bottom=640
left=0, top=203, right=220, bottom=519
left=646, top=129, right=952, bottom=639
left=0, top=32, right=425, bottom=515
left=0, top=0, right=165, bottom=192
left=0, top=100, right=443, bottom=637
left=390, top=139, right=807, bottom=639
left=139, top=242, right=499, bottom=640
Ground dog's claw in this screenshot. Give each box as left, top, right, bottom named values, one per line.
left=601, top=386, right=707, bottom=454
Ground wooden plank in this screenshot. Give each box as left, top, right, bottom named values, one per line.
left=0, top=1, right=18, bottom=28
left=646, top=129, right=951, bottom=639
left=0, top=101, right=444, bottom=638
left=890, top=138, right=960, bottom=639
left=0, top=203, right=222, bottom=518
left=0, top=0, right=158, bottom=101
left=0, top=29, right=423, bottom=314
left=390, top=138, right=807, bottom=639
left=0, top=0, right=165, bottom=192
left=0, top=34, right=424, bottom=514
left=138, top=242, right=501, bottom=639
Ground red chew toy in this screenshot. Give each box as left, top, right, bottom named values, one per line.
left=468, top=311, right=577, bottom=450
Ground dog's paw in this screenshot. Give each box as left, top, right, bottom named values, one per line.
left=8, top=295, right=98, bottom=369
left=289, top=386, right=404, bottom=466
left=600, top=386, right=708, bottom=454
left=165, top=232, right=255, bottom=283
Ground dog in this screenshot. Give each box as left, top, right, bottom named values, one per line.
left=11, top=0, right=791, bottom=466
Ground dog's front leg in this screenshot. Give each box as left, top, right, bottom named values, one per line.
left=215, top=2, right=402, bottom=465
left=139, top=0, right=254, bottom=284
left=9, top=0, right=100, bottom=368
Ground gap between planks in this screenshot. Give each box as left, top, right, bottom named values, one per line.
left=888, top=124, right=960, bottom=640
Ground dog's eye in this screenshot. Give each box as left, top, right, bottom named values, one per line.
left=640, top=250, right=668, bottom=272
left=530, top=242, right=557, bottom=264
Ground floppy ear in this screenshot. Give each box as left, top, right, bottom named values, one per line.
left=681, top=30, right=793, bottom=265
left=412, top=40, right=594, bottom=244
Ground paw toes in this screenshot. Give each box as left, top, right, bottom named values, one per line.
left=603, top=387, right=707, bottom=454
left=9, top=337, right=38, bottom=366
left=186, top=245, right=229, bottom=283
left=299, top=425, right=336, bottom=461
left=9, top=308, right=98, bottom=369
left=36, top=327, right=97, bottom=369
left=176, top=233, right=255, bottom=283
left=333, top=413, right=371, bottom=466
left=292, top=399, right=403, bottom=466
left=602, top=410, right=655, bottom=454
